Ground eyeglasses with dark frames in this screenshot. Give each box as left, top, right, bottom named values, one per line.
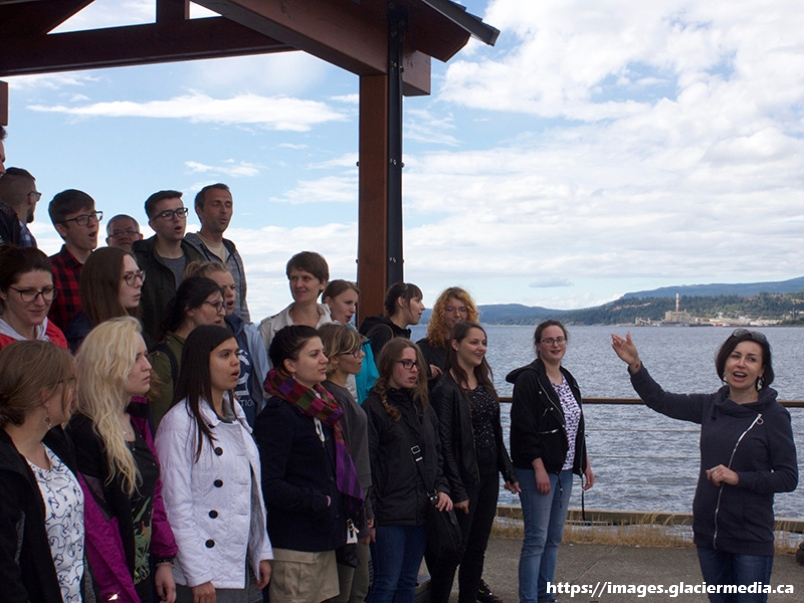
left=8, top=286, right=58, bottom=303
left=110, top=229, right=139, bottom=238
left=540, top=337, right=566, bottom=346
left=122, top=271, right=146, bottom=286
left=28, top=191, right=42, bottom=202
left=60, top=211, right=103, bottom=226
left=204, top=300, right=226, bottom=313
left=397, top=359, right=419, bottom=371
left=154, top=207, right=189, bottom=221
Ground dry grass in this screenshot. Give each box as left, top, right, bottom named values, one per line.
left=492, top=511, right=802, bottom=556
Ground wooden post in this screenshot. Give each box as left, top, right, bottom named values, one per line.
left=0, top=80, right=8, bottom=126
left=357, top=74, right=389, bottom=322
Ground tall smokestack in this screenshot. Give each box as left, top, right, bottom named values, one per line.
left=676, top=293, right=680, bottom=312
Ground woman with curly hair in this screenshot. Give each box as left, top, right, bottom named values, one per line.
left=68, top=316, right=178, bottom=603
left=363, top=338, right=452, bottom=603
left=416, top=287, right=478, bottom=383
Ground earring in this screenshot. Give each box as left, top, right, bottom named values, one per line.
left=757, top=376, right=764, bottom=390
left=44, top=408, right=52, bottom=429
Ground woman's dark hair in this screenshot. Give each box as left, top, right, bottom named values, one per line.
left=445, top=321, right=498, bottom=399
left=80, top=247, right=138, bottom=326
left=321, top=279, right=359, bottom=302
left=161, top=276, right=222, bottom=337
left=533, top=320, right=569, bottom=357
left=286, top=251, right=329, bottom=283
left=173, top=325, right=237, bottom=461
left=0, top=245, right=53, bottom=311
left=269, top=325, right=320, bottom=374
left=715, top=329, right=774, bottom=389
left=383, top=282, right=423, bottom=317
left=372, top=338, right=428, bottom=421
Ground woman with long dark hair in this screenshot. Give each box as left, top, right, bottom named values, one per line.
left=0, top=340, right=87, bottom=602
left=359, top=282, right=425, bottom=360
left=612, top=329, right=797, bottom=602
left=155, top=325, right=272, bottom=603
left=428, top=322, right=519, bottom=603
left=508, top=320, right=594, bottom=603
left=363, top=338, right=452, bottom=603
left=0, top=244, right=66, bottom=348
left=149, top=276, right=225, bottom=425
left=65, top=246, right=146, bottom=352
left=256, top=325, right=363, bottom=603
left=68, top=316, right=178, bottom=603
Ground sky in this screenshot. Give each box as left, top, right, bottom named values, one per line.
left=4, top=0, right=804, bottom=320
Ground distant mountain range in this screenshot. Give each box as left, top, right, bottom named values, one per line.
left=470, top=276, right=804, bottom=325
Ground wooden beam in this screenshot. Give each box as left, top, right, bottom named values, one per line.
left=156, top=0, right=189, bottom=23
left=402, top=49, right=430, bottom=97
left=195, top=0, right=387, bottom=76
left=357, top=74, right=390, bottom=321
left=0, top=17, right=293, bottom=77
left=0, top=0, right=95, bottom=37
left=0, top=80, right=8, bottom=126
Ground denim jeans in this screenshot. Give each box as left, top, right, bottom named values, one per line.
left=516, top=468, right=573, bottom=603
left=697, top=547, right=774, bottom=603
left=366, top=524, right=427, bottom=603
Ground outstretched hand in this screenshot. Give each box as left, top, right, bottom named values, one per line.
left=611, top=332, right=641, bottom=373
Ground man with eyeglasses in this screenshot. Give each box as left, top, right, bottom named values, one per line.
left=133, top=190, right=204, bottom=340
left=105, top=213, right=143, bottom=251
left=185, top=183, right=250, bottom=322
left=0, top=167, right=40, bottom=248
left=47, top=189, right=102, bottom=329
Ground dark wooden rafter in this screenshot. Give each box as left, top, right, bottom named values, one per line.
left=0, top=0, right=95, bottom=37
left=0, top=17, right=293, bottom=76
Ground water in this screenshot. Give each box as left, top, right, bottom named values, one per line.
left=409, top=325, right=804, bottom=517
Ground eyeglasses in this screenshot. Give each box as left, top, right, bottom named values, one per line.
left=397, top=359, right=419, bottom=371
left=204, top=300, right=226, bottom=313
left=60, top=211, right=103, bottom=226
left=732, top=329, right=767, bottom=344
left=122, top=270, right=146, bottom=286
left=154, top=207, right=189, bottom=221
left=28, top=191, right=42, bottom=202
left=540, top=337, right=566, bottom=346
left=8, top=286, right=58, bottom=303
left=446, top=305, right=468, bottom=315
left=340, top=348, right=363, bottom=358
left=110, top=229, right=139, bottom=238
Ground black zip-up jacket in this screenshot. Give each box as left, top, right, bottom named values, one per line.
left=364, top=388, right=449, bottom=526
left=630, top=365, right=798, bottom=556
left=0, top=427, right=87, bottom=603
left=431, top=373, right=517, bottom=503
left=359, top=315, right=410, bottom=360
left=507, top=359, right=587, bottom=475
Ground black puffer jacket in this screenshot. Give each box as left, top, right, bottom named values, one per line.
left=359, top=315, right=410, bottom=360
left=507, top=359, right=587, bottom=475
left=431, top=373, right=517, bottom=503
left=364, top=388, right=449, bottom=526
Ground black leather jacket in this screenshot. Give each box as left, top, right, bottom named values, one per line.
left=431, top=373, right=516, bottom=503
left=507, top=359, right=587, bottom=475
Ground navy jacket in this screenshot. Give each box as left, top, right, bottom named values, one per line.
left=254, top=396, right=346, bottom=552
left=631, top=365, right=798, bottom=556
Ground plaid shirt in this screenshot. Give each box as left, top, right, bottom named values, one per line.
left=48, top=245, right=83, bottom=331
left=19, top=220, right=37, bottom=248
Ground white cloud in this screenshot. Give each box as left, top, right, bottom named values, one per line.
left=28, top=92, right=346, bottom=131
left=6, top=73, right=100, bottom=91
left=53, top=0, right=153, bottom=32
left=405, top=109, right=461, bottom=146
left=185, top=160, right=261, bottom=178
left=269, top=175, right=357, bottom=204
left=330, top=94, right=360, bottom=104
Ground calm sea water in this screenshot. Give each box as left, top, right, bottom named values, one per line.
left=409, top=325, right=804, bottom=517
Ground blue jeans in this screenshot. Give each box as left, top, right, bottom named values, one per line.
left=697, top=548, right=774, bottom=603
left=366, top=524, right=427, bottom=603
left=516, top=468, right=573, bottom=603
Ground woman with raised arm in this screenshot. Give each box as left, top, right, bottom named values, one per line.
left=428, top=321, right=519, bottom=603
left=611, top=329, right=797, bottom=603
left=255, top=325, right=363, bottom=603
left=65, top=246, right=146, bottom=352
left=0, top=244, right=66, bottom=349
left=155, top=325, right=273, bottom=603
left=68, top=316, right=178, bottom=603
left=0, top=340, right=87, bottom=603
left=363, top=338, right=452, bottom=603
left=508, top=320, right=594, bottom=603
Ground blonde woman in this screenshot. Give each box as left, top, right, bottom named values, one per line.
left=319, top=323, right=373, bottom=603
left=67, top=317, right=178, bottom=603
left=0, top=341, right=87, bottom=603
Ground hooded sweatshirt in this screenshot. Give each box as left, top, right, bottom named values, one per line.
left=630, top=365, right=798, bottom=556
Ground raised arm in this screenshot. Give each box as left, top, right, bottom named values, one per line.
left=611, top=332, right=642, bottom=373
